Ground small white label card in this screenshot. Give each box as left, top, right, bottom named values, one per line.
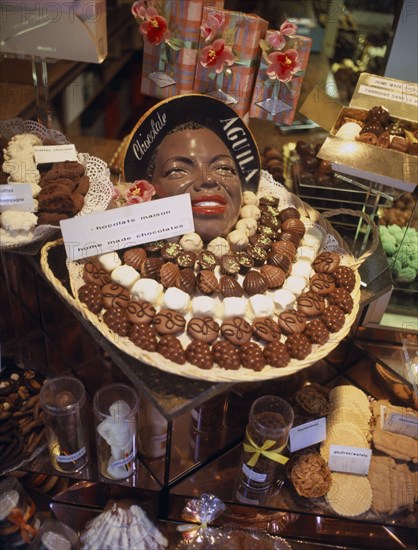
left=33, top=144, right=77, bottom=164
left=328, top=445, right=372, bottom=475
left=61, top=195, right=194, bottom=261
left=289, top=417, right=326, bottom=453
left=148, top=71, right=176, bottom=88
left=0, top=184, right=34, bottom=212
left=383, top=412, right=418, bottom=439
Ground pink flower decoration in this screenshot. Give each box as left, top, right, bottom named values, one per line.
left=126, top=180, right=156, bottom=204
left=200, top=13, right=225, bottom=42
left=266, top=49, right=302, bottom=82
left=131, top=1, right=147, bottom=21
left=140, top=8, right=170, bottom=45
left=280, top=20, right=297, bottom=36
left=200, top=39, right=235, bottom=74
left=266, top=30, right=286, bottom=51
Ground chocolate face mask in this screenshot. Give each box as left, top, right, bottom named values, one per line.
left=151, top=128, right=242, bottom=242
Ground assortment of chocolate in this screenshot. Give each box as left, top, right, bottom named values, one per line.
left=0, top=361, right=46, bottom=474
left=338, top=105, right=418, bottom=155
left=77, top=196, right=357, bottom=372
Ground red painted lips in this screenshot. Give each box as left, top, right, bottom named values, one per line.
left=191, top=195, right=227, bottom=215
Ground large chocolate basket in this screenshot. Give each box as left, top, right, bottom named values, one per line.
left=40, top=172, right=378, bottom=382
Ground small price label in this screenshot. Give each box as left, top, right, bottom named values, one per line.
left=289, top=417, right=327, bottom=453
left=0, top=184, right=34, bottom=212
left=383, top=412, right=418, bottom=439
left=328, top=445, right=371, bottom=475
left=33, top=144, right=77, bottom=164
left=148, top=71, right=176, bottom=89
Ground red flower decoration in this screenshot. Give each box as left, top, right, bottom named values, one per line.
left=266, top=49, right=301, bottom=82
left=200, top=39, right=235, bottom=74
left=126, top=180, right=156, bottom=204
left=140, top=8, right=170, bottom=45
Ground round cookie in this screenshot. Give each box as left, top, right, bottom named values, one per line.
left=187, top=317, right=220, bottom=343
left=153, top=309, right=186, bottom=335
left=221, top=317, right=252, bottom=345
left=126, top=301, right=156, bottom=325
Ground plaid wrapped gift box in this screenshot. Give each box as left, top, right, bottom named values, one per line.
left=140, top=0, right=224, bottom=99
left=193, top=8, right=268, bottom=117
left=249, top=35, right=312, bottom=125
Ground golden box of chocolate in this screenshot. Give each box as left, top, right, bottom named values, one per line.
left=300, top=73, right=418, bottom=192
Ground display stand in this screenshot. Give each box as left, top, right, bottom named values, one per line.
left=31, top=58, right=51, bottom=128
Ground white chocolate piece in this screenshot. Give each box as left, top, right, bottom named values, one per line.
left=301, top=226, right=324, bottom=250
left=227, top=229, right=249, bottom=251
left=207, top=237, right=230, bottom=259
left=336, top=122, right=362, bottom=140
left=179, top=232, right=204, bottom=253
left=283, top=275, right=308, bottom=295
left=31, top=183, right=42, bottom=198
left=131, top=278, right=163, bottom=304
left=97, top=251, right=122, bottom=272
left=242, top=190, right=258, bottom=206
left=0, top=227, right=34, bottom=244
left=221, top=297, right=247, bottom=319
left=240, top=204, right=261, bottom=220
left=273, top=289, right=296, bottom=313
left=110, top=265, right=140, bottom=289
left=191, top=296, right=218, bottom=317
left=1, top=210, right=37, bottom=231
left=297, top=245, right=316, bottom=263
left=162, top=287, right=191, bottom=314
left=235, top=217, right=258, bottom=237
left=290, top=260, right=313, bottom=280
left=248, top=294, right=275, bottom=319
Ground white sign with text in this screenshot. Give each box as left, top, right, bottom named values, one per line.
left=61, top=195, right=195, bottom=261
left=328, top=445, right=372, bottom=475
left=34, top=144, right=77, bottom=164
left=289, top=417, right=327, bottom=453
left=0, top=184, right=34, bottom=212
left=383, top=412, right=418, bottom=440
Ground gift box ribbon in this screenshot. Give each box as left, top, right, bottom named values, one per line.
left=243, top=430, right=289, bottom=467
left=0, top=503, right=38, bottom=544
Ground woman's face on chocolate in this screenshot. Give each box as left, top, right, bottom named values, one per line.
left=151, top=128, right=242, bottom=242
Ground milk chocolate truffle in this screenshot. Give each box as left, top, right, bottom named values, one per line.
left=304, top=319, right=330, bottom=345
left=129, top=324, right=157, bottom=352
left=267, top=251, right=291, bottom=273
left=313, top=252, right=340, bottom=274
left=279, top=207, right=301, bottom=221
left=389, top=136, right=409, bottom=153
left=278, top=310, right=307, bottom=335
left=365, top=105, right=390, bottom=126
left=356, top=132, right=377, bottom=145
left=78, top=284, right=103, bottom=313
left=260, top=264, right=286, bottom=289
left=196, top=270, right=219, bottom=295
left=321, top=305, right=345, bottom=332
left=249, top=233, right=272, bottom=251
left=126, top=300, right=156, bottom=325
left=176, top=268, right=196, bottom=294
left=83, top=262, right=111, bottom=287
left=160, top=262, right=180, bottom=288
left=197, top=250, right=217, bottom=270
left=157, top=335, right=186, bottom=364
left=153, top=309, right=186, bottom=335
left=252, top=317, right=281, bottom=342
left=243, top=270, right=268, bottom=295
left=240, top=342, right=265, bottom=371
left=221, top=317, right=252, bottom=345
left=140, top=257, right=163, bottom=280
left=177, top=251, right=196, bottom=269
left=333, top=265, right=356, bottom=292
left=144, top=240, right=166, bottom=256
left=264, top=340, right=291, bottom=368
left=360, top=122, right=385, bottom=137
left=328, top=287, right=354, bottom=314
left=235, top=251, right=254, bottom=273
left=376, top=130, right=390, bottom=148
left=219, top=275, right=243, bottom=297
left=247, top=245, right=268, bottom=266
left=286, top=333, right=312, bottom=360
left=212, top=341, right=241, bottom=369
left=310, top=272, right=336, bottom=295
left=161, top=242, right=182, bottom=262
left=187, top=316, right=219, bottom=343
left=103, top=308, right=130, bottom=336
left=186, top=341, right=213, bottom=369
left=220, top=254, right=240, bottom=276
left=123, top=247, right=147, bottom=270
left=297, top=291, right=325, bottom=317
left=102, top=283, right=130, bottom=310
